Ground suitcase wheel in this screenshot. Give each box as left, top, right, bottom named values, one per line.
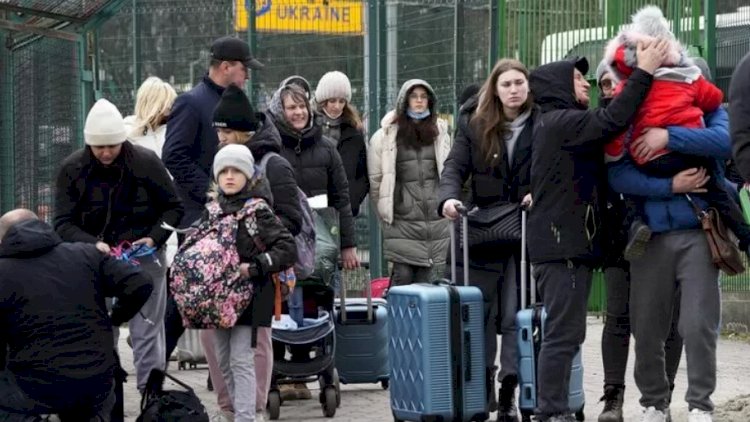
left=521, top=411, right=533, bottom=422
left=267, top=390, right=281, bottom=420
left=178, top=361, right=185, bottom=370
left=575, top=406, right=585, bottom=421
left=320, top=386, right=337, bottom=418
left=381, top=379, right=389, bottom=390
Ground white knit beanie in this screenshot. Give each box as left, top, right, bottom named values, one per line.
left=84, top=99, right=127, bottom=146
left=315, top=71, right=352, bottom=103
left=213, top=144, right=255, bottom=182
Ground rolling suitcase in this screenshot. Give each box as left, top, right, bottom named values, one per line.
left=176, top=329, right=207, bottom=370
left=516, top=209, right=585, bottom=421
left=333, top=271, right=390, bottom=388
left=388, top=211, right=487, bottom=422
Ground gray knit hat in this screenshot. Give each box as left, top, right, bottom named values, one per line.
left=315, top=71, right=352, bottom=103
left=692, top=57, right=712, bottom=81
left=213, top=144, right=255, bottom=182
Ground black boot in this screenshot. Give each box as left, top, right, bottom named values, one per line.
left=497, top=374, right=519, bottom=422
left=597, top=384, right=624, bottom=422
left=487, top=366, right=498, bottom=413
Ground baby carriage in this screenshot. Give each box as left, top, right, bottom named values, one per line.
left=267, top=283, right=340, bottom=420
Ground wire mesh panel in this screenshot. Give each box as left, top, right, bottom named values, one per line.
left=0, top=0, right=110, bottom=21
left=9, top=37, right=81, bottom=223
left=713, top=1, right=750, bottom=93
left=98, top=0, right=237, bottom=115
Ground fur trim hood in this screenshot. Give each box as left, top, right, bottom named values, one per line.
left=603, top=5, right=690, bottom=81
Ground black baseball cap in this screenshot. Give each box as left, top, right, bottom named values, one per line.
left=210, top=36, right=264, bottom=70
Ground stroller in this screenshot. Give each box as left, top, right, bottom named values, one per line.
left=268, top=283, right=340, bottom=420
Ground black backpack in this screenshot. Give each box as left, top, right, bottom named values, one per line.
left=136, top=369, right=209, bottom=422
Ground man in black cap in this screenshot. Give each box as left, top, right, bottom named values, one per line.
left=161, top=36, right=264, bottom=363
left=525, top=40, right=667, bottom=422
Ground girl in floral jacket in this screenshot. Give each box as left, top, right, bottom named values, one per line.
left=208, top=144, right=297, bottom=422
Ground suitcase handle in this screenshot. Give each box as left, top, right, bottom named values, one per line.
left=449, top=204, right=470, bottom=286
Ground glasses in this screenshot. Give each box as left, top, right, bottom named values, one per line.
left=599, top=78, right=615, bottom=90
left=409, top=94, right=429, bottom=101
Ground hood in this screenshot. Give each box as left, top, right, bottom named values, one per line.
left=603, top=6, right=686, bottom=81
left=380, top=110, right=397, bottom=129
left=459, top=93, right=480, bottom=117
left=395, top=79, right=437, bottom=116
left=530, top=56, right=589, bottom=112
left=0, top=219, right=62, bottom=258
left=267, top=85, right=315, bottom=136
left=246, top=112, right=282, bottom=157
left=279, top=75, right=312, bottom=98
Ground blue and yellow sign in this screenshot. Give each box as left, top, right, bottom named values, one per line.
left=235, top=0, right=364, bottom=35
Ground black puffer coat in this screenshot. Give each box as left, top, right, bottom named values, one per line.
left=316, top=113, right=369, bottom=217
left=267, top=100, right=356, bottom=249
left=245, top=112, right=303, bottom=236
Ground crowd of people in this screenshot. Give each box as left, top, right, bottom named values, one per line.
left=1, top=5, right=750, bottom=422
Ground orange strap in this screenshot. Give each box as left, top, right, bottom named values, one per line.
left=274, top=275, right=282, bottom=321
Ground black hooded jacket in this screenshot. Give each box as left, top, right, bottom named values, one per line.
left=245, top=113, right=303, bottom=236
left=528, top=56, right=653, bottom=264
left=0, top=219, right=152, bottom=410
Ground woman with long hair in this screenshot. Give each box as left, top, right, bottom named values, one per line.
left=438, top=59, right=536, bottom=421
left=314, top=71, right=369, bottom=217
left=368, top=79, right=452, bottom=285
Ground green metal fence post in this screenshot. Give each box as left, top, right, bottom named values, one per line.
left=704, top=0, right=716, bottom=77
left=132, top=0, right=141, bottom=93
left=78, top=33, right=93, bottom=148
left=0, top=31, right=15, bottom=214
left=497, top=0, right=506, bottom=60
left=246, top=0, right=257, bottom=103
left=366, top=0, right=384, bottom=279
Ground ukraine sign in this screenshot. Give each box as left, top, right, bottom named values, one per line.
left=235, top=0, right=364, bottom=35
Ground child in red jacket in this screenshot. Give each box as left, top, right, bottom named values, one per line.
left=603, top=5, right=750, bottom=258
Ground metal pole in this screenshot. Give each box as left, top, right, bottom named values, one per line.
left=366, top=0, right=384, bottom=279
left=0, top=31, right=15, bottom=213
left=489, top=0, right=499, bottom=66
left=246, top=0, right=257, bottom=103
left=132, top=0, right=141, bottom=94
left=453, top=0, right=465, bottom=118
left=704, top=0, right=716, bottom=77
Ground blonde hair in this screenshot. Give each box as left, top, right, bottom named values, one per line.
left=130, top=76, right=177, bottom=137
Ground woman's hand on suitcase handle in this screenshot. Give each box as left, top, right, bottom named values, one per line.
left=442, top=199, right=462, bottom=220
left=521, top=193, right=533, bottom=210
left=341, top=247, right=360, bottom=270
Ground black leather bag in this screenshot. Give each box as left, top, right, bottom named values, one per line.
left=137, top=370, right=209, bottom=422
left=461, top=203, right=522, bottom=248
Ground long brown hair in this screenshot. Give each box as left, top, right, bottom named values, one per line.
left=472, top=59, right=533, bottom=166
left=317, top=100, right=363, bottom=131
left=395, top=84, right=439, bottom=149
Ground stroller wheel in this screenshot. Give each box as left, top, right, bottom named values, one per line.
left=333, top=369, right=341, bottom=407
left=321, top=386, right=337, bottom=418
left=268, top=390, right=281, bottom=420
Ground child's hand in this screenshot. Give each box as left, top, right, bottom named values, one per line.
left=240, top=263, right=251, bottom=279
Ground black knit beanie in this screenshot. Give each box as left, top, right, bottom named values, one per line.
left=213, top=84, right=259, bottom=132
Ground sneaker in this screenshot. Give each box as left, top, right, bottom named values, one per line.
left=687, top=409, right=713, bottom=422
left=255, top=411, right=266, bottom=422
left=624, top=221, right=652, bottom=261
left=497, top=375, right=519, bottom=422
left=598, top=385, right=624, bottom=422
left=641, top=407, right=667, bottom=422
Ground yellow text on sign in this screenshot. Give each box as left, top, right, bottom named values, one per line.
left=235, top=0, right=364, bottom=35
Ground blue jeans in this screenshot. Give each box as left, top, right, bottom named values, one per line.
left=0, top=371, right=115, bottom=421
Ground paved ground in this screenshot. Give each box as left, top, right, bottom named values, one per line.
left=119, top=317, right=750, bottom=421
